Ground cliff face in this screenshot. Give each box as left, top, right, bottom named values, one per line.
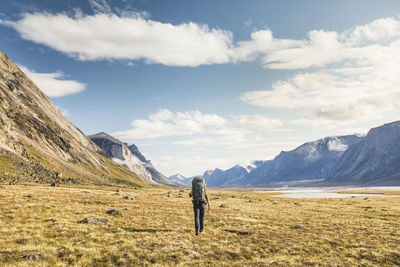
left=0, top=50, right=146, bottom=187
left=90, top=132, right=179, bottom=186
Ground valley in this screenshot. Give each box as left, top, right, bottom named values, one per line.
left=0, top=185, right=399, bottom=266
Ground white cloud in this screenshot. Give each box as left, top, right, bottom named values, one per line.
left=241, top=17, right=400, bottom=128
left=114, top=109, right=283, bottom=140
left=19, top=66, right=86, bottom=97
left=114, top=109, right=228, bottom=139
left=4, top=13, right=233, bottom=67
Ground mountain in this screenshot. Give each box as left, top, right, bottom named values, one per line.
left=89, top=132, right=178, bottom=186
left=169, top=173, right=193, bottom=186
left=241, top=135, right=364, bottom=187
left=0, top=50, right=147, bottom=187
left=203, top=161, right=265, bottom=186
left=324, top=121, right=400, bottom=186
left=169, top=161, right=265, bottom=187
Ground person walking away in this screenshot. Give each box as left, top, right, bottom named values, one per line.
left=189, top=177, right=210, bottom=236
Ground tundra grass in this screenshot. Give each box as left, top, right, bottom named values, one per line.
left=0, top=185, right=399, bottom=266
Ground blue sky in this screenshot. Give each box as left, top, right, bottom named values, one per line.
left=1, top=0, right=400, bottom=176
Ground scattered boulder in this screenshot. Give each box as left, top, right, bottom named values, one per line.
left=79, top=217, right=109, bottom=225
left=248, top=200, right=254, bottom=203
left=123, top=195, right=134, bottom=200
left=23, top=254, right=41, bottom=261
left=116, top=188, right=120, bottom=193
left=219, top=204, right=229, bottom=208
left=106, top=209, right=122, bottom=216
left=50, top=183, right=56, bottom=187
left=24, top=194, right=32, bottom=198
left=168, top=191, right=172, bottom=198
left=179, top=189, right=185, bottom=192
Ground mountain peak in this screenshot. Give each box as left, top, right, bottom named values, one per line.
left=89, top=133, right=178, bottom=186
left=89, top=132, right=123, bottom=144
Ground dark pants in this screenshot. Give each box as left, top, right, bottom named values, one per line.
left=193, top=201, right=206, bottom=234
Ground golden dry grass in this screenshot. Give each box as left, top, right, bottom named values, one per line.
left=0, top=185, right=399, bottom=266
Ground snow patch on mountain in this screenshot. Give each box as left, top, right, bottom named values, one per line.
left=327, top=137, right=348, bottom=152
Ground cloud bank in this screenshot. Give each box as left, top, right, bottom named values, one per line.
left=241, top=17, right=400, bottom=128
left=113, top=109, right=283, bottom=147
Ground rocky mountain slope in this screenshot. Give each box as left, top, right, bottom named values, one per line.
left=324, top=121, right=400, bottom=186
left=242, top=135, right=364, bottom=187
left=89, top=132, right=178, bottom=186
left=0, top=50, right=147, bottom=187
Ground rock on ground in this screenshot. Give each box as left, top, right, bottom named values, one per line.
left=106, top=209, right=122, bottom=216
left=79, top=217, right=109, bottom=225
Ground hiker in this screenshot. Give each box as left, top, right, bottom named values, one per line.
left=189, top=177, right=210, bottom=236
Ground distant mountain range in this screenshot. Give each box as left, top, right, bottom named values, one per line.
left=0, top=50, right=147, bottom=187
left=172, top=121, right=400, bottom=187
left=90, top=132, right=178, bottom=187
left=169, top=161, right=265, bottom=186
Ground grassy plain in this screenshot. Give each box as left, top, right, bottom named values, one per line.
left=0, top=185, right=399, bottom=266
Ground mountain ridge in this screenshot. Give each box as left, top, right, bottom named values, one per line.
left=324, top=121, right=400, bottom=186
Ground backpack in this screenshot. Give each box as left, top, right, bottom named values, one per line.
left=192, top=177, right=206, bottom=202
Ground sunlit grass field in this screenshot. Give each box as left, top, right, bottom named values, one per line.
left=0, top=185, right=399, bottom=266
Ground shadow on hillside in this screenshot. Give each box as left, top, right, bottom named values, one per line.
left=122, top=227, right=172, bottom=233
